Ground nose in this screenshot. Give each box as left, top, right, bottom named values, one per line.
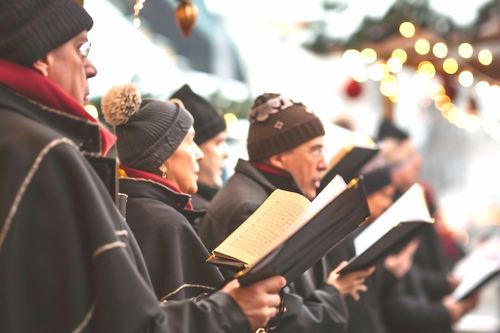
left=222, top=142, right=229, bottom=159
left=195, top=143, right=204, bottom=161
left=84, top=58, right=97, bottom=79
left=318, top=154, right=328, bottom=171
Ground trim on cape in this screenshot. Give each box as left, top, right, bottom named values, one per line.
left=92, top=241, right=126, bottom=262
left=72, top=302, right=96, bottom=333
left=159, top=284, right=217, bottom=302
left=0, top=138, right=79, bottom=253
left=115, top=230, right=129, bottom=237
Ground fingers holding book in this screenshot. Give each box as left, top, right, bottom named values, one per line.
left=328, top=261, right=376, bottom=300
left=221, top=276, right=286, bottom=331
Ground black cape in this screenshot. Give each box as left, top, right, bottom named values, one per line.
left=0, top=84, right=251, bottom=332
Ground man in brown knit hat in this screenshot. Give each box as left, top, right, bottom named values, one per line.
left=198, top=93, right=375, bottom=332
left=0, top=1, right=284, bottom=332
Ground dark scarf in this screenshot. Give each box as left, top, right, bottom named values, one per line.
left=0, top=60, right=116, bottom=156
left=120, top=165, right=193, bottom=210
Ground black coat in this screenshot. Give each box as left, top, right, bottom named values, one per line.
left=120, top=178, right=224, bottom=301
left=382, top=267, right=453, bottom=333
left=0, top=83, right=250, bottom=332
left=191, top=182, right=218, bottom=211
left=325, top=226, right=397, bottom=333
left=198, top=159, right=349, bottom=333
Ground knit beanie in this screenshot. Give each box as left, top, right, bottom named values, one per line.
left=101, top=83, right=193, bottom=174
left=169, top=84, right=227, bottom=146
left=362, top=166, right=393, bottom=196
left=247, top=93, right=325, bottom=161
left=0, top=0, right=93, bottom=67
left=358, top=154, right=392, bottom=195
left=377, top=117, right=409, bottom=142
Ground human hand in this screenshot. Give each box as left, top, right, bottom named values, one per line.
left=443, top=292, right=479, bottom=323
left=221, top=276, right=286, bottom=331
left=327, top=261, right=375, bottom=300
left=447, top=273, right=461, bottom=291
left=384, top=238, right=420, bottom=278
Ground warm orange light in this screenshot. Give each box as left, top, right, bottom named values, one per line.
left=478, top=49, right=493, bottom=65
left=458, top=43, right=473, bottom=58
left=443, top=58, right=458, bottom=74
left=458, top=71, right=474, bottom=87
left=360, top=48, right=377, bottom=64
left=400, top=22, right=415, bottom=38
left=387, top=57, right=403, bottom=73
left=415, top=39, right=430, bottom=55
left=433, top=42, right=448, bottom=58
left=418, top=61, right=435, bottom=78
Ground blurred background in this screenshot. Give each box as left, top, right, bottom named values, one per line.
left=82, top=1, right=500, bottom=331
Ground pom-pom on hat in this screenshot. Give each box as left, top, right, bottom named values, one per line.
left=247, top=93, right=325, bottom=161
left=170, top=84, right=227, bottom=146
left=0, top=0, right=93, bottom=67
left=101, top=83, right=193, bottom=174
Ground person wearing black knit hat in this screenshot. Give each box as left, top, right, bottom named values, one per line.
left=325, top=155, right=421, bottom=333
left=102, top=82, right=285, bottom=332
left=170, top=84, right=228, bottom=209
left=199, top=92, right=375, bottom=333
left=0, top=1, right=284, bottom=332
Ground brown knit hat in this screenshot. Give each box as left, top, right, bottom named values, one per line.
left=0, top=0, right=93, bottom=67
left=101, top=83, right=193, bottom=174
left=247, top=93, right=325, bottom=161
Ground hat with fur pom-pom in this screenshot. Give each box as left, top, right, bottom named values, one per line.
left=101, top=82, right=193, bottom=174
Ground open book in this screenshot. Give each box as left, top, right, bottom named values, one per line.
left=319, top=124, right=379, bottom=192
left=207, top=175, right=370, bottom=286
left=339, top=183, right=433, bottom=274
left=452, top=259, right=500, bottom=301
left=451, top=236, right=500, bottom=301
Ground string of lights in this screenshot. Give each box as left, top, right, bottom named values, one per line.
left=343, top=21, right=499, bottom=139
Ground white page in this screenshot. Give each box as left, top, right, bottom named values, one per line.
left=353, top=183, right=432, bottom=255
left=452, top=259, right=500, bottom=300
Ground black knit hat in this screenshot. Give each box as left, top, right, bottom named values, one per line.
left=0, top=0, right=93, bottom=67
left=362, top=166, right=393, bottom=196
left=247, top=93, right=325, bottom=161
left=101, top=83, right=193, bottom=174
left=170, top=84, right=227, bottom=146
left=377, top=117, right=409, bottom=142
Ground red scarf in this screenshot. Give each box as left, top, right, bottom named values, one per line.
left=252, top=161, right=292, bottom=178
left=0, top=60, right=116, bottom=156
left=120, top=165, right=193, bottom=210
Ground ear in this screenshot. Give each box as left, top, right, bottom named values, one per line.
left=268, top=153, right=287, bottom=169
left=33, top=56, right=50, bottom=77
left=158, top=162, right=168, bottom=174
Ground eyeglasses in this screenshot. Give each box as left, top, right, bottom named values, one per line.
left=295, top=146, right=328, bottom=158
left=79, top=41, right=92, bottom=58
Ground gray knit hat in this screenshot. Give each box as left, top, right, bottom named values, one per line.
left=0, top=0, right=93, bottom=66
left=101, top=83, right=193, bottom=174
left=247, top=93, right=325, bottom=161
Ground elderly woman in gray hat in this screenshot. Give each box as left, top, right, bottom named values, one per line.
left=102, top=82, right=285, bottom=333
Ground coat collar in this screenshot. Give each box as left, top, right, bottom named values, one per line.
left=0, top=85, right=107, bottom=156
left=234, top=159, right=303, bottom=195
left=0, top=61, right=116, bottom=156
left=119, top=178, right=205, bottom=222
left=195, top=182, right=219, bottom=202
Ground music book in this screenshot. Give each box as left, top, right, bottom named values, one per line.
left=452, top=259, right=500, bottom=301
left=207, top=175, right=371, bottom=286
left=338, top=183, right=433, bottom=274
left=451, top=236, right=500, bottom=301
left=319, top=124, right=379, bottom=192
